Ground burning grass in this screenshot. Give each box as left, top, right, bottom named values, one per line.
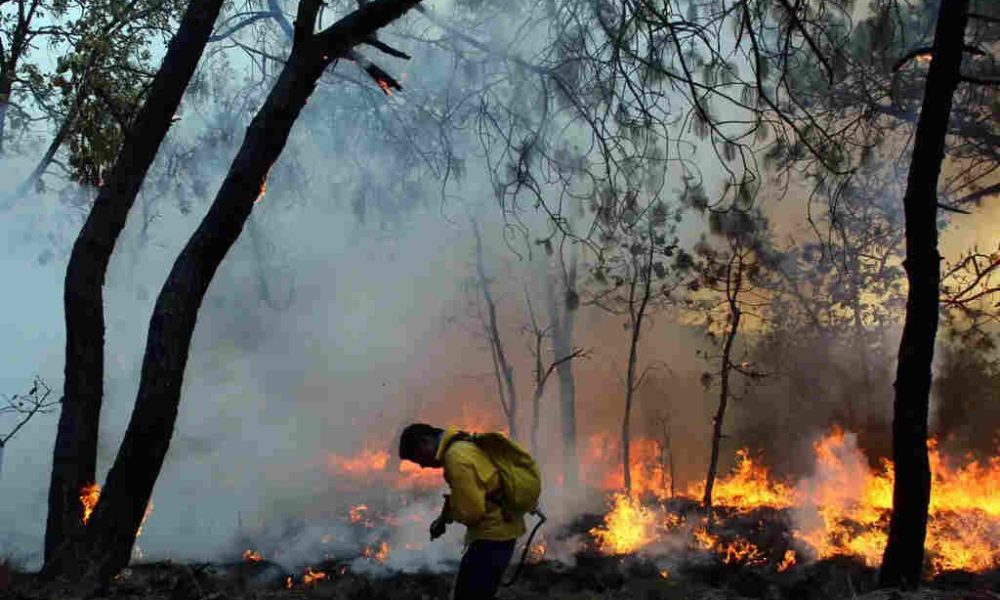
left=582, top=429, right=1000, bottom=577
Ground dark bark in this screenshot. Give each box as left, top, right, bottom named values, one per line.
left=879, top=0, right=969, bottom=589
left=703, top=251, right=744, bottom=513
left=52, top=0, right=423, bottom=583
left=472, top=217, right=518, bottom=439
left=43, top=0, right=225, bottom=576
left=0, top=69, right=12, bottom=155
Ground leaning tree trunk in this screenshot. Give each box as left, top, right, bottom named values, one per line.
left=703, top=300, right=741, bottom=513
left=52, top=0, right=423, bottom=583
left=879, top=0, right=968, bottom=589
left=43, top=0, right=225, bottom=575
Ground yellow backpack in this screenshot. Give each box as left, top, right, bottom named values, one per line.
left=447, top=431, right=542, bottom=517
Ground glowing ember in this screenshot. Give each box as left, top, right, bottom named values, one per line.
left=285, top=576, right=293, bottom=589
left=590, top=493, right=658, bottom=555
left=80, top=483, right=101, bottom=524
left=242, top=549, right=263, bottom=562
left=659, top=569, right=670, bottom=579
left=135, top=501, right=154, bottom=537
left=528, top=538, right=546, bottom=563
left=255, top=176, right=267, bottom=203
left=349, top=504, right=372, bottom=526
left=720, top=539, right=768, bottom=566
left=377, top=79, right=393, bottom=95
left=302, top=566, right=327, bottom=585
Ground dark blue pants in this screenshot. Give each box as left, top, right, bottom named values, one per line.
left=452, top=538, right=516, bottom=600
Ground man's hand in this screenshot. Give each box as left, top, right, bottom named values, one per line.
left=429, top=515, right=447, bottom=540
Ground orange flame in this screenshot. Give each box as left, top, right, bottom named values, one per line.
left=362, top=540, right=390, bottom=563
left=255, top=177, right=267, bottom=203
left=135, top=500, right=154, bottom=537
left=588, top=429, right=999, bottom=575
left=302, top=566, right=327, bottom=585
left=80, top=483, right=101, bottom=524
left=242, top=549, right=263, bottom=562
left=794, top=430, right=1000, bottom=574
left=778, top=550, right=796, bottom=572
left=589, top=493, right=659, bottom=555
left=377, top=79, right=393, bottom=96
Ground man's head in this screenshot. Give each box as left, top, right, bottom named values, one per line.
left=398, top=423, right=444, bottom=468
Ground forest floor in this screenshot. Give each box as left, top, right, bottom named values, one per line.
left=3, top=553, right=998, bottom=600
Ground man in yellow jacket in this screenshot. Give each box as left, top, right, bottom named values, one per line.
left=398, top=423, right=525, bottom=599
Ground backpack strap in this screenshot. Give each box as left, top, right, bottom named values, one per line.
left=440, top=431, right=508, bottom=516
left=440, top=431, right=472, bottom=460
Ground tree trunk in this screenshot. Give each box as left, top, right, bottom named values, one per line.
left=879, top=0, right=968, bottom=588
left=553, top=251, right=579, bottom=490
left=43, top=0, right=225, bottom=575
left=472, top=218, right=518, bottom=439
left=703, top=303, right=741, bottom=512
left=622, top=244, right=654, bottom=495
left=51, top=0, right=423, bottom=582
left=0, top=68, right=12, bottom=155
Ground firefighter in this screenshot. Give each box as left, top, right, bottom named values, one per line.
left=398, top=423, right=539, bottom=599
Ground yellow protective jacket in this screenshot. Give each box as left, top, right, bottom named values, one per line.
left=436, top=428, right=526, bottom=543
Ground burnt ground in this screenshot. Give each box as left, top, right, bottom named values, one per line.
left=3, top=553, right=999, bottom=600
left=4, top=504, right=997, bottom=600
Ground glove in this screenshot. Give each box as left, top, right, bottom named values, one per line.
left=429, top=515, right=447, bottom=540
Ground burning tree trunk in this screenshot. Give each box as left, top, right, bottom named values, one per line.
left=547, top=249, right=580, bottom=490
left=43, top=0, right=225, bottom=574
left=48, top=0, right=423, bottom=583
left=703, top=248, right=744, bottom=513
left=879, top=0, right=970, bottom=588
left=472, top=217, right=518, bottom=439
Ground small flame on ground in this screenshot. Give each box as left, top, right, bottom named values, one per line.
left=362, top=540, right=390, bottom=563
left=377, top=79, right=393, bottom=95
left=590, top=493, right=658, bottom=555
left=242, top=549, right=263, bottom=562
left=778, top=550, right=796, bottom=572
left=302, top=566, right=327, bottom=585
left=80, top=483, right=101, bottom=524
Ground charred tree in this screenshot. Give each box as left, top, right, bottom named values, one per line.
left=879, top=0, right=971, bottom=588
left=472, top=217, right=519, bottom=439
left=703, top=247, right=745, bottom=513
left=42, top=0, right=225, bottom=575
left=48, top=0, right=423, bottom=582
